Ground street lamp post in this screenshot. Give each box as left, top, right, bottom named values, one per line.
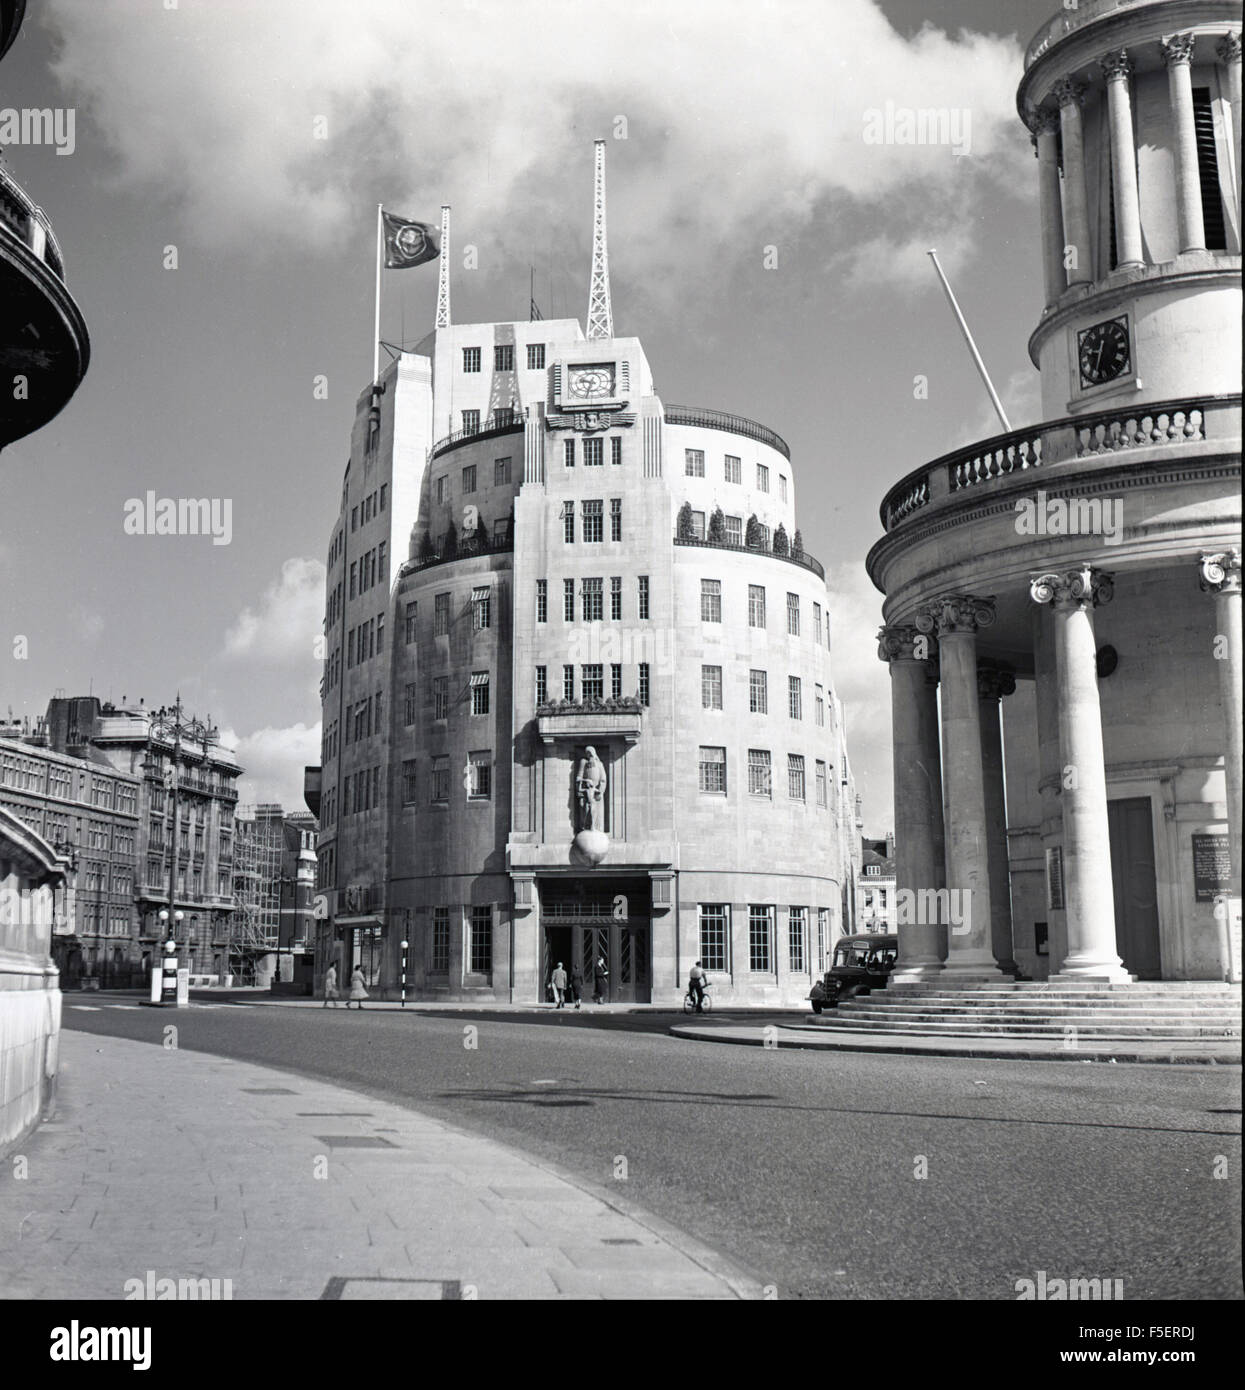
left=400, top=938, right=409, bottom=1008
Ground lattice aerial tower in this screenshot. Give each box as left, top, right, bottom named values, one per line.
left=435, top=204, right=451, bottom=329
left=586, top=140, right=613, bottom=340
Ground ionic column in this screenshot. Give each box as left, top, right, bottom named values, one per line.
left=1163, top=34, right=1207, bottom=253
left=1030, top=567, right=1129, bottom=980
left=1032, top=603, right=1069, bottom=974
left=1217, top=32, right=1243, bottom=195
left=878, top=625, right=946, bottom=978
left=1053, top=78, right=1092, bottom=285
left=978, top=665, right=1019, bottom=975
left=1199, top=551, right=1243, bottom=893
left=915, top=596, right=997, bottom=976
left=1031, top=107, right=1067, bottom=304
left=1101, top=50, right=1145, bottom=268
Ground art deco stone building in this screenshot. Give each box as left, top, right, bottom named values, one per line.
left=312, top=219, right=861, bottom=1004
left=870, top=0, right=1241, bottom=989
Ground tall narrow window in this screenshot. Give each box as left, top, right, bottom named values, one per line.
left=757, top=463, right=770, bottom=492
left=813, top=602, right=822, bottom=645
left=638, top=663, right=650, bottom=706
left=749, top=670, right=768, bottom=714
left=724, top=454, right=741, bottom=484
left=1193, top=88, right=1227, bottom=251
left=685, top=448, right=705, bottom=477
left=563, top=664, right=575, bottom=701
left=564, top=438, right=575, bottom=468
left=462, top=465, right=477, bottom=494
left=404, top=682, right=418, bottom=726
left=748, top=584, right=766, bottom=628
left=610, top=576, right=622, bottom=620
left=816, top=760, right=828, bottom=807
left=582, top=577, right=603, bottom=621
left=789, top=907, right=806, bottom=972
left=610, top=497, right=622, bottom=541
left=432, top=756, right=449, bottom=802
left=495, top=457, right=511, bottom=485
left=778, top=475, right=788, bottom=503
left=462, top=409, right=480, bottom=434
left=470, top=906, right=493, bottom=974
left=701, top=665, right=723, bottom=710
left=788, top=754, right=806, bottom=800
left=527, top=343, right=545, bottom=370
left=699, top=904, right=729, bottom=970
left=431, top=908, right=450, bottom=972
left=610, top=436, right=622, bottom=466
left=536, top=579, right=548, bottom=623
left=535, top=665, right=548, bottom=705
left=467, top=751, right=492, bottom=799
left=470, top=672, right=490, bottom=716
left=611, top=663, right=622, bottom=698
left=405, top=600, right=418, bottom=645
left=748, top=749, right=771, bottom=798
left=462, top=347, right=481, bottom=372
left=787, top=593, right=800, bottom=636
left=434, top=592, right=450, bottom=636
left=582, top=499, right=603, bottom=542
left=433, top=677, right=448, bottom=720
left=638, top=575, right=650, bottom=619
left=701, top=579, right=722, bottom=623
left=749, top=905, right=773, bottom=971
left=724, top=515, right=742, bottom=546
left=402, top=759, right=418, bottom=805
left=788, top=676, right=802, bottom=720
left=563, top=501, right=575, bottom=543
left=563, top=578, right=575, bottom=622
left=584, top=437, right=604, bottom=467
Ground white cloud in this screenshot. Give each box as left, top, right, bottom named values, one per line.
left=222, top=556, right=324, bottom=663
left=224, top=721, right=322, bottom=811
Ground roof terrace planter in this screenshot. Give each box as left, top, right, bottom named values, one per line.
left=428, top=418, right=524, bottom=462
left=535, top=698, right=643, bottom=744
left=401, top=530, right=515, bottom=577
left=879, top=394, right=1241, bottom=533
left=672, top=534, right=826, bottom=580
left=664, top=405, right=791, bottom=460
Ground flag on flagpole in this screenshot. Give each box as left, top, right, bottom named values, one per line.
left=382, top=211, right=440, bottom=269
left=530, top=297, right=544, bottom=321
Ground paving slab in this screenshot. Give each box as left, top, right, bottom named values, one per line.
left=0, top=1031, right=761, bottom=1300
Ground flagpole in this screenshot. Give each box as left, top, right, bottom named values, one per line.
left=927, top=248, right=1010, bottom=433
left=373, top=203, right=383, bottom=387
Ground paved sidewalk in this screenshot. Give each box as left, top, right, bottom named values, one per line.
left=0, top=1032, right=760, bottom=1299
left=671, top=1019, right=1243, bottom=1064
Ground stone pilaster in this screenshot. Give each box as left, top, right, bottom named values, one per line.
left=1030, top=106, right=1067, bottom=305
left=1163, top=34, right=1207, bottom=253
left=1053, top=78, right=1092, bottom=284
left=977, top=664, right=1019, bottom=975
left=1100, top=50, right=1145, bottom=269
left=1030, top=567, right=1129, bottom=980
left=1032, top=603, right=1068, bottom=975
left=1216, top=32, right=1242, bottom=189
left=1199, top=551, right=1243, bottom=896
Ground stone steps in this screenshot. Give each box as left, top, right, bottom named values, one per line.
left=820, top=1018, right=1240, bottom=1039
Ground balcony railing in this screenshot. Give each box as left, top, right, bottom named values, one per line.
left=1024, top=0, right=1152, bottom=68
left=879, top=394, right=1240, bottom=533
left=664, top=405, right=791, bottom=460
left=401, top=527, right=515, bottom=576
left=0, top=164, right=65, bottom=280
left=428, top=417, right=524, bottom=462
left=673, top=533, right=826, bottom=580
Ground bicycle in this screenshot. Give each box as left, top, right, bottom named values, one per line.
left=682, top=981, right=713, bottom=1014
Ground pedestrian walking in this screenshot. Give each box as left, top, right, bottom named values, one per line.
left=569, top=963, right=583, bottom=1010
left=551, top=961, right=568, bottom=1008
left=593, top=955, right=609, bottom=1005
left=348, top=964, right=369, bottom=1010
left=322, top=963, right=340, bottom=1008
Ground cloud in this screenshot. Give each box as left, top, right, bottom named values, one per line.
left=223, top=720, right=322, bottom=811
left=222, top=556, right=324, bottom=662
left=45, top=0, right=1029, bottom=290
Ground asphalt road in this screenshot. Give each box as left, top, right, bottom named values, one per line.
left=64, top=999, right=1243, bottom=1300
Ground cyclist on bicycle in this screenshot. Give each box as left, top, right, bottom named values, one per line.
left=688, top=960, right=708, bottom=1013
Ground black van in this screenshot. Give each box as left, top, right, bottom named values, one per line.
left=808, top=933, right=899, bottom=1012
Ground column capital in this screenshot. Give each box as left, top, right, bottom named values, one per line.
left=878, top=624, right=929, bottom=663
left=1030, top=104, right=1062, bottom=137
left=914, top=594, right=996, bottom=636
left=1100, top=48, right=1133, bottom=82
left=1162, top=32, right=1196, bottom=66
left=1217, top=31, right=1242, bottom=65
left=1199, top=549, right=1243, bottom=595
left=1052, top=76, right=1086, bottom=108
left=1030, top=566, right=1114, bottom=610
left=977, top=665, right=1017, bottom=702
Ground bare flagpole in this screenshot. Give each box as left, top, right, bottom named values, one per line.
left=927, top=248, right=1011, bottom=433
left=373, top=203, right=383, bottom=387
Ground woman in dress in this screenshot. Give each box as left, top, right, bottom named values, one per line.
left=322, top=963, right=340, bottom=1008
left=348, top=963, right=369, bottom=1010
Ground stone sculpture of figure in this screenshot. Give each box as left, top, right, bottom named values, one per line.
left=575, top=746, right=607, bottom=833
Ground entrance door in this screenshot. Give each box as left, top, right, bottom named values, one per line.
left=1108, top=798, right=1162, bottom=979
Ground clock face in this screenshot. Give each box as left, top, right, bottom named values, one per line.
left=568, top=364, right=615, bottom=400
left=1078, top=317, right=1131, bottom=388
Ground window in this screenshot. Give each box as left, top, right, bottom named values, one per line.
left=405, top=601, right=418, bottom=645
left=638, top=575, right=650, bottom=619
left=610, top=436, right=622, bottom=466
left=580, top=576, right=603, bottom=622
left=470, top=905, right=493, bottom=973
left=349, top=562, right=357, bottom=599
left=724, top=454, right=741, bottom=484
left=463, top=347, right=481, bottom=372
left=815, top=686, right=825, bottom=726
left=779, top=475, right=788, bottom=503
left=462, top=465, right=477, bottom=494
left=699, top=746, right=726, bottom=794
left=527, top=343, right=545, bottom=370
left=610, top=576, right=622, bottom=620
left=351, top=506, right=359, bottom=532
left=431, top=908, right=450, bottom=973
left=826, top=610, right=831, bottom=647
left=380, top=483, right=388, bottom=511
left=702, top=665, right=723, bottom=710
left=582, top=499, right=603, bottom=543
left=402, top=759, right=418, bottom=805
left=536, top=579, right=548, bottom=623
left=699, top=904, right=729, bottom=970
left=494, top=344, right=514, bottom=371
left=1193, top=88, right=1227, bottom=252
left=788, top=754, right=806, bottom=800
left=787, top=593, right=800, bottom=636
left=434, top=592, right=450, bottom=636
left=564, top=439, right=575, bottom=468
left=584, top=437, right=603, bottom=467
left=610, top=497, right=622, bottom=541
left=813, top=602, right=822, bottom=645
left=495, top=456, right=511, bottom=485
left=748, top=584, right=766, bottom=628
left=691, top=510, right=706, bottom=539
left=724, top=515, right=743, bottom=546
left=788, top=676, right=802, bottom=720
left=467, top=751, right=492, bottom=800
left=639, top=663, right=650, bottom=706
left=563, top=665, right=575, bottom=701
left=749, top=905, right=773, bottom=971
left=748, top=749, right=772, bottom=798
left=611, top=663, right=623, bottom=698
left=563, top=578, right=575, bottom=622
left=462, top=409, right=480, bottom=434
left=472, top=585, right=491, bottom=630
left=471, top=672, right=490, bottom=716
left=563, top=500, right=575, bottom=544
left=701, top=579, right=722, bottom=623
left=535, top=666, right=548, bottom=705
left=432, top=756, right=449, bottom=802
left=757, top=463, right=770, bottom=492
left=582, top=664, right=604, bottom=701
left=436, top=475, right=448, bottom=505
left=749, top=670, right=768, bottom=714
left=818, top=908, right=829, bottom=971
left=404, top=682, right=418, bottom=726
left=377, top=612, right=385, bottom=652
left=789, top=907, right=806, bottom=972
left=685, top=448, right=705, bottom=477
left=433, top=677, right=449, bottom=720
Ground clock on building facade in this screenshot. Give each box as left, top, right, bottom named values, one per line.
left=1077, top=316, right=1131, bottom=389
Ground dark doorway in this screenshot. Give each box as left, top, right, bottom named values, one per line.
left=542, top=925, right=573, bottom=1002
left=539, top=877, right=652, bottom=1003
left=1108, top=797, right=1162, bottom=979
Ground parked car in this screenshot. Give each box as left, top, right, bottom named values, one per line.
left=808, top=933, right=899, bottom=1012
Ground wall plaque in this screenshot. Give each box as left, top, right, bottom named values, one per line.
left=1192, top=832, right=1232, bottom=902
left=1045, top=846, right=1065, bottom=911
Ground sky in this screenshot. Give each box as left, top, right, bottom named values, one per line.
left=0, top=0, right=1057, bottom=831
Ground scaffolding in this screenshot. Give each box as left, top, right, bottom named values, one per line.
left=228, top=805, right=285, bottom=983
